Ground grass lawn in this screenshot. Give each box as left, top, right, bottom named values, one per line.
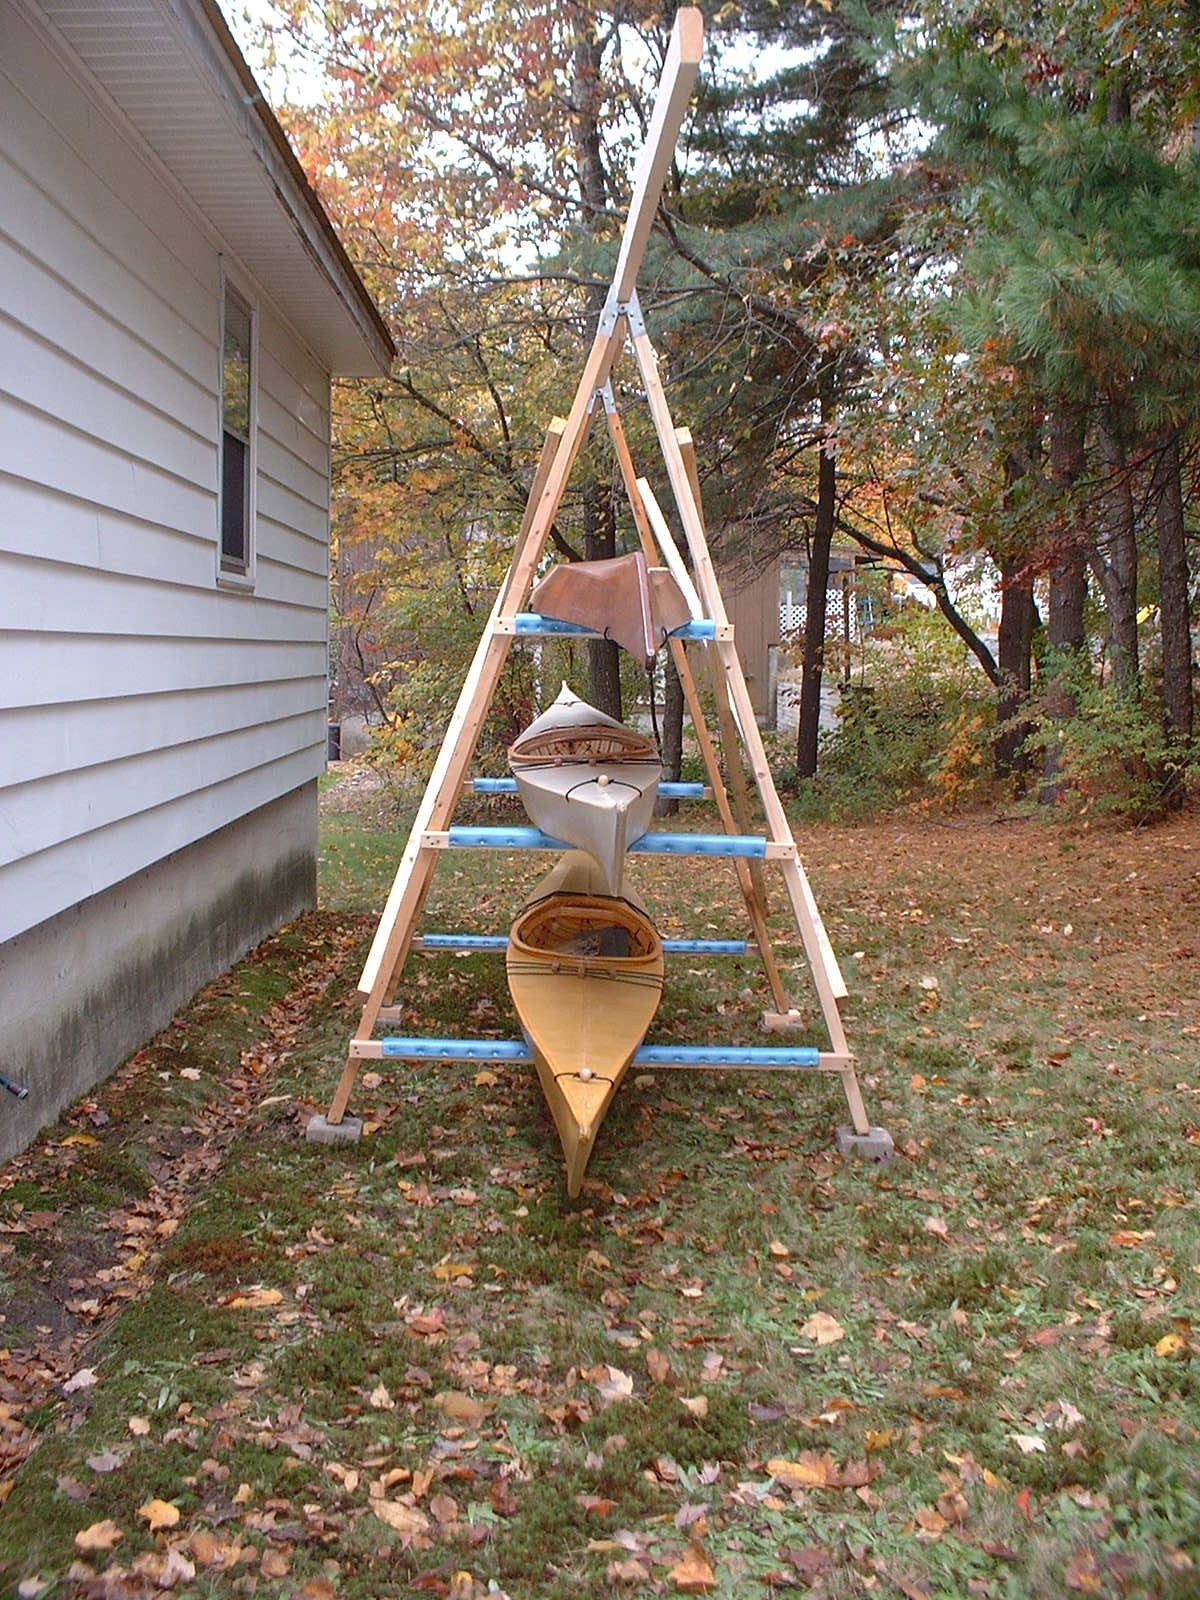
left=1, top=785, right=1198, bottom=1599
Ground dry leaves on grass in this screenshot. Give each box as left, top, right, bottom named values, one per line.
left=668, top=1540, right=715, bottom=1592
left=74, top=1520, right=123, bottom=1553
left=136, top=1498, right=180, bottom=1531
left=799, top=1311, right=845, bottom=1346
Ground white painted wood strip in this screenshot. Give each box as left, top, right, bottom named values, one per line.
left=0, top=396, right=216, bottom=537
left=0, top=676, right=326, bottom=791
left=0, top=634, right=323, bottom=711
left=0, top=553, right=327, bottom=641
left=0, top=11, right=218, bottom=327
left=0, top=708, right=323, bottom=867
left=0, top=320, right=215, bottom=491
left=0, top=231, right=215, bottom=439
left=0, top=747, right=318, bottom=946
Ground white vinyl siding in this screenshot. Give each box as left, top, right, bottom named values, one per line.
left=0, top=6, right=333, bottom=945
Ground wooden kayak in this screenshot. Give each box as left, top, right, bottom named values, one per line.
left=530, top=550, right=692, bottom=669
left=506, top=853, right=664, bottom=1196
left=508, top=684, right=661, bottom=895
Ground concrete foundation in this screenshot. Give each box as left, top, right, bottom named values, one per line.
left=836, top=1125, right=896, bottom=1162
left=305, top=1113, right=363, bottom=1144
left=0, top=783, right=317, bottom=1165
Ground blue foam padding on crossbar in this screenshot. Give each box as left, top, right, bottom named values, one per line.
left=472, top=778, right=706, bottom=798
left=376, top=1037, right=821, bottom=1068
left=514, top=613, right=716, bottom=641
left=417, top=934, right=748, bottom=954
left=445, top=826, right=767, bottom=857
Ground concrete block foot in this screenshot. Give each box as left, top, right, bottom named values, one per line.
left=306, top=1113, right=364, bottom=1145
left=836, top=1125, right=895, bottom=1162
left=762, top=1009, right=805, bottom=1033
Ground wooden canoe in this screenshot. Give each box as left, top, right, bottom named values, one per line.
left=509, top=684, right=661, bottom=895
left=506, top=853, right=664, bottom=1196
left=530, top=550, right=692, bottom=668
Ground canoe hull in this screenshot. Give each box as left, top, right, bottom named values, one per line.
left=512, top=764, right=657, bottom=895
left=509, top=685, right=661, bottom=896
left=506, top=854, right=663, bottom=1196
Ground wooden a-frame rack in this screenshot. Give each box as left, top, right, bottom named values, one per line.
left=309, top=8, right=893, bottom=1165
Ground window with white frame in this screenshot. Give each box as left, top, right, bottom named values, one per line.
left=219, top=285, right=254, bottom=575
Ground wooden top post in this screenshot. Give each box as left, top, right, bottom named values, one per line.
left=606, top=7, right=704, bottom=312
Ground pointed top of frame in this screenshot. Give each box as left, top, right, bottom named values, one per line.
left=607, top=7, right=705, bottom=311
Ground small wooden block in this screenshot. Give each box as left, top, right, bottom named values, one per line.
left=762, top=1009, right=805, bottom=1033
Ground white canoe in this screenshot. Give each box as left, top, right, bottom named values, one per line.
left=506, top=853, right=663, bottom=1196
left=508, top=685, right=661, bottom=896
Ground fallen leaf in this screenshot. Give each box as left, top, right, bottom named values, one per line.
left=127, top=1416, right=151, bottom=1436
left=680, top=1395, right=709, bottom=1419
left=1155, top=1333, right=1188, bottom=1358
left=85, top=1451, right=124, bottom=1475
left=137, top=1498, right=180, bottom=1531
left=63, top=1368, right=98, bottom=1395
left=372, top=1499, right=431, bottom=1535
left=1064, top=1549, right=1105, bottom=1594
left=191, top=1530, right=238, bottom=1568
left=768, top=1454, right=830, bottom=1488
left=261, top=1546, right=292, bottom=1579
left=595, top=1366, right=635, bottom=1405
left=17, top=1579, right=51, bottom=1598
left=298, top=1582, right=338, bottom=1600
left=923, top=1216, right=949, bottom=1239
left=429, top=1492, right=459, bottom=1524
left=915, top=1506, right=947, bottom=1537
left=473, top=1070, right=498, bottom=1087
left=432, top=1260, right=475, bottom=1281
left=1009, top=1433, right=1047, bottom=1455
left=607, top=1557, right=649, bottom=1584
left=800, top=1311, right=845, bottom=1346
left=647, top=1348, right=671, bottom=1385
left=577, top=1493, right=618, bottom=1517
left=226, top=1287, right=283, bottom=1310
left=75, top=1520, right=124, bottom=1553
left=668, top=1540, right=715, bottom=1592
left=369, top=1383, right=395, bottom=1410
left=784, top=1546, right=834, bottom=1583
left=434, top=1390, right=490, bottom=1427
left=767, top=1239, right=790, bottom=1259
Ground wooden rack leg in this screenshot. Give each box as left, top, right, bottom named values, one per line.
left=631, top=331, right=877, bottom=1134
left=674, top=429, right=773, bottom=914
left=604, top=405, right=794, bottom=1016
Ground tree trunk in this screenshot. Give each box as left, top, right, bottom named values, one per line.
left=1041, top=403, right=1088, bottom=802
left=1151, top=432, right=1194, bottom=768
left=994, top=445, right=1037, bottom=779
left=1094, top=412, right=1139, bottom=693
left=995, top=556, right=1036, bottom=778
left=583, top=480, right=622, bottom=719
left=569, top=4, right=622, bottom=719
left=797, top=380, right=836, bottom=778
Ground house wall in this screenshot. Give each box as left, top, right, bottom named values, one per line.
left=0, top=6, right=334, bottom=1153
left=0, top=783, right=315, bottom=1164
left=0, top=4, right=333, bottom=951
